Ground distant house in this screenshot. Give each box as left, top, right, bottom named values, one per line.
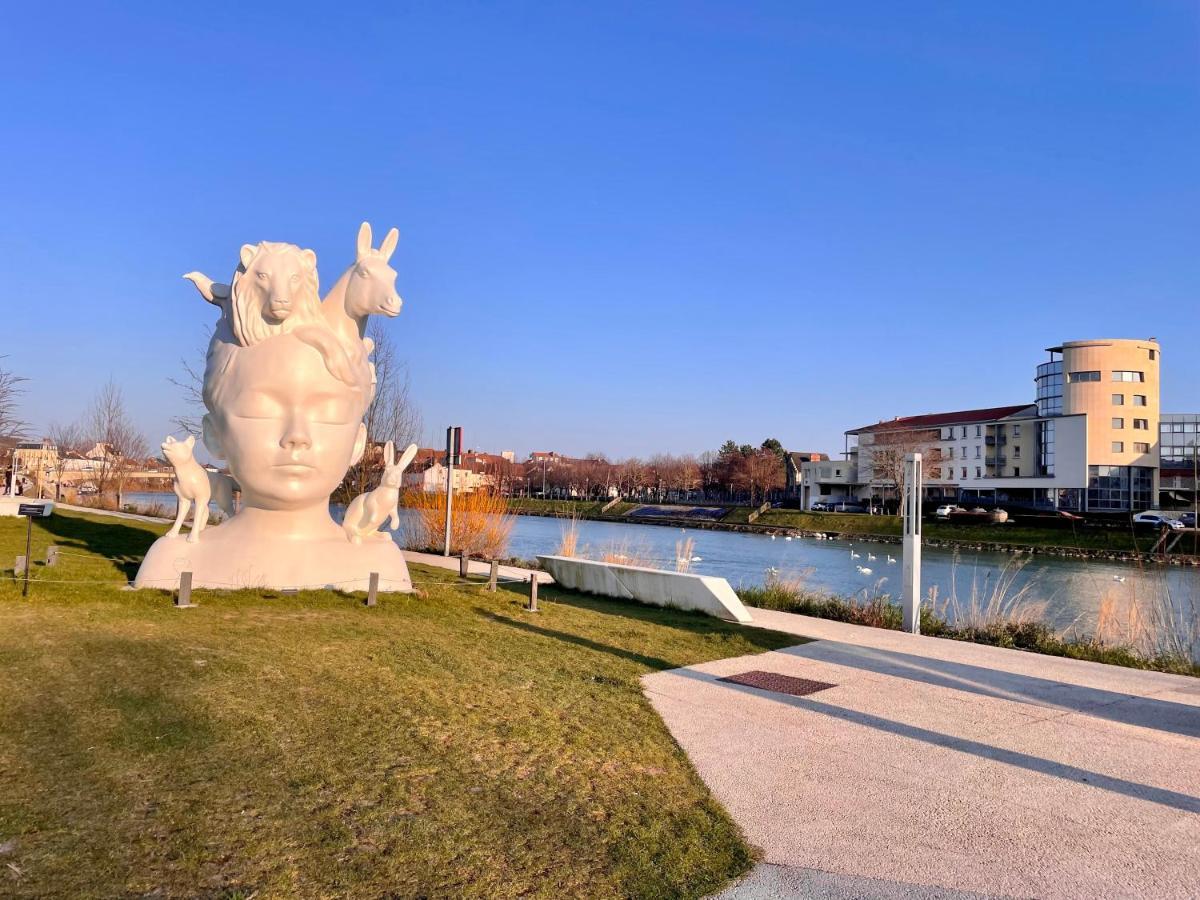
left=784, top=451, right=827, bottom=499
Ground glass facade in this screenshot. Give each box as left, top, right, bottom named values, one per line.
left=1036, top=360, right=1063, bottom=416
left=1161, top=413, right=1200, bottom=468
left=1086, top=465, right=1154, bottom=511
left=1038, top=419, right=1055, bottom=476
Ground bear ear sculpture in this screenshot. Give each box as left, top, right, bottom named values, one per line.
left=356, top=222, right=373, bottom=260
left=239, top=243, right=257, bottom=268
left=185, top=434, right=196, bottom=448
left=380, top=227, right=399, bottom=262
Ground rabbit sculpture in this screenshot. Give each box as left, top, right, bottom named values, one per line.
left=343, top=441, right=419, bottom=543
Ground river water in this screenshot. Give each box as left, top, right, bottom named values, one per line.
left=123, top=492, right=1198, bottom=633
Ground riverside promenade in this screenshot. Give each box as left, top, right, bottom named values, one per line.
left=645, top=611, right=1200, bottom=898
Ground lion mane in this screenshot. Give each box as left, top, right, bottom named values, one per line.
left=229, top=241, right=322, bottom=347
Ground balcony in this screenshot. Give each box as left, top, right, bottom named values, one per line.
left=985, top=436, right=1007, bottom=447
left=985, top=455, right=1007, bottom=466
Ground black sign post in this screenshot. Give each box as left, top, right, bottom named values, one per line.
left=17, top=504, right=42, bottom=598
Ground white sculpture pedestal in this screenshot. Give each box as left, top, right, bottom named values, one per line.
left=134, top=520, right=412, bottom=592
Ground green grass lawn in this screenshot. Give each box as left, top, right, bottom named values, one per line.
left=740, top=509, right=1151, bottom=553
left=0, top=511, right=799, bottom=899
left=505, top=498, right=636, bottom=518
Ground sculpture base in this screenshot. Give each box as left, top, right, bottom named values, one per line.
left=133, top=523, right=412, bottom=593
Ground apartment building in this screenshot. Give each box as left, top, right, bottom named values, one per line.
left=802, top=338, right=1165, bottom=513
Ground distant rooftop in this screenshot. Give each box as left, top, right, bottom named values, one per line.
left=847, top=404, right=1035, bottom=435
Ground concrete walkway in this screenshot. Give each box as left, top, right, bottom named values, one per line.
left=645, top=609, right=1200, bottom=899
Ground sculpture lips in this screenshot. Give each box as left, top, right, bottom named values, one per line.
left=274, top=463, right=315, bottom=476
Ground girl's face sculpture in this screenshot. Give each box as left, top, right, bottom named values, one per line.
left=203, top=335, right=368, bottom=511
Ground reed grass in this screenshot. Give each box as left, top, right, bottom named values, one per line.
left=402, top=488, right=515, bottom=558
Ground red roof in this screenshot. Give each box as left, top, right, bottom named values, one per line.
left=848, top=404, right=1035, bottom=435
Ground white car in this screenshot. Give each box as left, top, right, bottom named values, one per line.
left=1132, top=512, right=1185, bottom=530
left=934, top=504, right=960, bottom=519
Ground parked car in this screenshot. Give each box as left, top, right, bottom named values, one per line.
left=1131, top=512, right=1185, bottom=530
left=934, top=504, right=961, bottom=519
left=809, top=501, right=831, bottom=512
left=829, top=501, right=868, bottom=514
left=1179, top=512, right=1197, bottom=528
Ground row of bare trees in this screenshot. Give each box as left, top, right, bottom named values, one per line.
left=522, top=438, right=789, bottom=504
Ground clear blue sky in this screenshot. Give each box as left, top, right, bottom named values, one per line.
left=2, top=2, right=1197, bottom=459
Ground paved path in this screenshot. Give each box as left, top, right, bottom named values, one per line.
left=645, top=609, right=1200, bottom=899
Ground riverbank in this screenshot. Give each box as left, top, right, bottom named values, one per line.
left=504, top=498, right=1200, bottom=566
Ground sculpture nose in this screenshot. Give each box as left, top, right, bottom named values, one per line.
left=280, top=415, right=311, bottom=451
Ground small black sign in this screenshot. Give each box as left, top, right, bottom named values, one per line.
left=18, top=504, right=44, bottom=517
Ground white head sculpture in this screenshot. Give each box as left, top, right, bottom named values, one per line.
left=134, top=223, right=418, bottom=593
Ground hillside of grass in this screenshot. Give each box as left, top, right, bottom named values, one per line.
left=0, top=511, right=799, bottom=898
left=733, top=509, right=1151, bottom=554
left=505, top=498, right=635, bottom=518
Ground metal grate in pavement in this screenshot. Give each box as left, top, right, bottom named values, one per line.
left=718, top=670, right=836, bottom=697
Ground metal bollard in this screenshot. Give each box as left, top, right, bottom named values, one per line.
left=488, top=559, right=498, bottom=592
left=527, top=574, right=538, bottom=612
left=175, top=571, right=195, bottom=608
left=459, top=549, right=470, bottom=579
left=366, top=572, right=379, bottom=607
left=46, top=545, right=58, bottom=566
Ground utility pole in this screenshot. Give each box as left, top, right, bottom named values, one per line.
left=1193, top=438, right=1198, bottom=556
left=443, top=425, right=461, bottom=557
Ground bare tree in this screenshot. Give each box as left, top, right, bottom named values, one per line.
left=336, top=322, right=423, bottom=503
left=866, top=427, right=940, bottom=510
left=47, top=420, right=85, bottom=501
left=168, top=328, right=211, bottom=437
left=0, top=357, right=28, bottom=442
left=83, top=379, right=149, bottom=508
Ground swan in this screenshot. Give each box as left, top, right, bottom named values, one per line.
left=856, top=565, right=873, bottom=575
left=1113, top=575, right=1126, bottom=583
left=867, top=553, right=876, bottom=561
left=850, top=551, right=861, bottom=559
left=691, top=555, right=702, bottom=562
left=785, top=536, right=793, bottom=541
left=887, top=555, right=896, bottom=564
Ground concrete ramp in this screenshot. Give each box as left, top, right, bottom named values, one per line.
left=537, top=555, right=753, bottom=623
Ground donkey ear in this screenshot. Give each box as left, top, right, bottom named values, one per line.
left=239, top=243, right=257, bottom=269
left=356, top=222, right=373, bottom=260
left=380, top=227, right=399, bottom=262
left=300, top=247, right=317, bottom=270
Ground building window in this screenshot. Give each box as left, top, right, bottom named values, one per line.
left=1149, top=349, right=1156, bottom=360
left=1013, top=446, right=1020, bottom=458
left=1111, top=370, right=1145, bottom=382
left=1134, top=442, right=1150, bottom=453
left=1133, top=394, right=1146, bottom=406
left=1112, top=418, right=1124, bottom=429
left=1013, top=467, right=1020, bottom=476
left=961, top=467, right=967, bottom=479
left=1069, top=371, right=1101, bottom=382
left=1112, top=394, right=1124, bottom=405
left=975, top=425, right=981, bottom=437
left=960, top=427, right=966, bottom=438
left=975, top=467, right=981, bottom=478
left=947, top=447, right=954, bottom=459
left=1013, top=424, right=1021, bottom=436
left=835, top=469, right=841, bottom=476
left=1088, top=465, right=1152, bottom=511
left=975, top=446, right=981, bottom=458
left=1112, top=441, right=1124, bottom=453
left=1133, top=419, right=1148, bottom=430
